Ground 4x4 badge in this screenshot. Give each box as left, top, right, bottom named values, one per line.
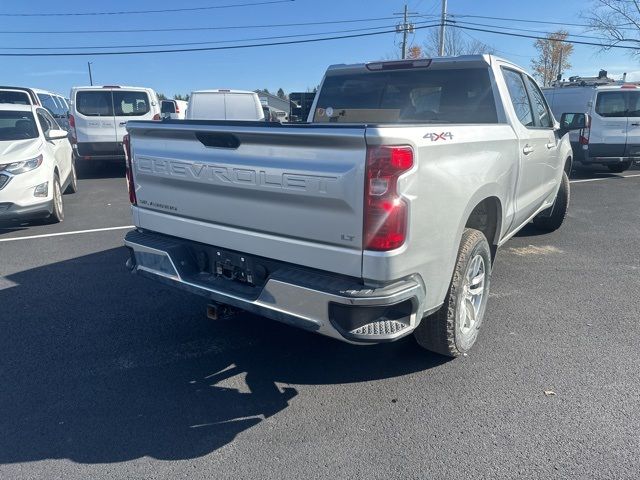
left=424, top=132, right=453, bottom=141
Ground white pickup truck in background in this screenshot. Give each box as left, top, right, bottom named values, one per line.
left=123, top=55, right=586, bottom=357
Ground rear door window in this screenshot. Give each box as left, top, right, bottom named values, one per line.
left=113, top=91, right=150, bottom=116
left=313, top=67, right=498, bottom=124
left=225, top=94, right=260, bottom=120
left=502, top=69, right=534, bottom=127
left=76, top=91, right=113, bottom=116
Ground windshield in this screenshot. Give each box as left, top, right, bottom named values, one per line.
left=0, top=111, right=39, bottom=140
left=313, top=67, right=498, bottom=124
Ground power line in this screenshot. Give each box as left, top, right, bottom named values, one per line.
left=0, top=23, right=430, bottom=50
left=450, top=24, right=640, bottom=51
left=0, top=15, right=439, bottom=35
left=0, top=0, right=294, bottom=17
left=0, top=23, right=441, bottom=57
left=449, top=12, right=639, bottom=31
left=451, top=19, right=632, bottom=42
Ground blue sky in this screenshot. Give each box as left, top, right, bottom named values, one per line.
left=1, top=0, right=637, bottom=98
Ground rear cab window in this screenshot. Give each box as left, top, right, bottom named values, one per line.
left=313, top=67, right=499, bottom=124
left=161, top=100, right=176, bottom=114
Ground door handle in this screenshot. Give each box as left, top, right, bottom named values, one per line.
left=546, top=142, right=556, bottom=149
left=523, top=145, right=534, bottom=155
left=631, top=123, right=640, bottom=126
left=119, top=121, right=127, bottom=126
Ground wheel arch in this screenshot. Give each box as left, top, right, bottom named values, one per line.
left=464, top=196, right=502, bottom=260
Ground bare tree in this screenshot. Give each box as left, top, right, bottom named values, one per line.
left=423, top=27, right=494, bottom=57
left=531, top=31, right=574, bottom=86
left=584, top=0, right=640, bottom=56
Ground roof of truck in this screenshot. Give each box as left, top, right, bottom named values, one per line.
left=325, top=54, right=518, bottom=74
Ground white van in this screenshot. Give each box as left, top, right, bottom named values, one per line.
left=160, top=99, right=188, bottom=120
left=543, top=84, right=640, bottom=172
left=186, top=89, right=264, bottom=121
left=69, top=86, right=160, bottom=161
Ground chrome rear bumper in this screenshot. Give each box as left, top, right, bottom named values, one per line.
left=124, top=229, right=425, bottom=344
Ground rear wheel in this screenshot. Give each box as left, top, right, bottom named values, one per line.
left=607, top=161, right=631, bottom=173
left=414, top=228, right=491, bottom=357
left=532, top=171, right=570, bottom=232
left=47, top=175, right=64, bottom=224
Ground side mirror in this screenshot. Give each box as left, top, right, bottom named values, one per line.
left=46, top=129, right=69, bottom=141
left=559, top=112, right=589, bottom=132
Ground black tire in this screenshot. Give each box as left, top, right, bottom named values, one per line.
left=532, top=171, right=570, bottom=232
left=47, top=175, right=64, bottom=224
left=414, top=228, right=491, bottom=357
left=607, top=161, right=631, bottom=173
left=64, top=160, right=78, bottom=194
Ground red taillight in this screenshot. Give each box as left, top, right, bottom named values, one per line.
left=152, top=113, right=161, bottom=121
left=174, top=103, right=180, bottom=114
left=364, top=146, right=413, bottom=251
left=579, top=115, right=591, bottom=145
left=123, top=133, right=136, bottom=205
left=68, top=114, right=77, bottom=144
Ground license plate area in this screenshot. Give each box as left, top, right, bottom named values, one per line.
left=213, top=249, right=256, bottom=285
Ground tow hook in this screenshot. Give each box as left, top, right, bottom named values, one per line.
left=206, top=303, right=238, bottom=321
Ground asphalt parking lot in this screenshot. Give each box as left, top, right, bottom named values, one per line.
left=1, top=164, right=639, bottom=479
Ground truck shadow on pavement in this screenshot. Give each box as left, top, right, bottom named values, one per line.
left=0, top=247, right=444, bottom=465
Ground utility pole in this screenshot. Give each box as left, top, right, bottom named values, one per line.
left=557, top=46, right=564, bottom=84
left=87, top=62, right=93, bottom=86
left=394, top=4, right=417, bottom=59
left=438, top=0, right=448, bottom=56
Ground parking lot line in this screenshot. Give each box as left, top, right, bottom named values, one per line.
left=0, top=225, right=134, bottom=243
left=571, top=173, right=640, bottom=184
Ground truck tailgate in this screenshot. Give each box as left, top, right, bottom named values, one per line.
left=127, top=122, right=367, bottom=277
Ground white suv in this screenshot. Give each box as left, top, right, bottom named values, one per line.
left=0, top=104, right=77, bottom=223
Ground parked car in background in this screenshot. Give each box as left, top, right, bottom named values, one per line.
left=1, top=87, right=73, bottom=135
left=0, top=104, right=77, bottom=224
left=543, top=83, right=640, bottom=173
left=33, top=89, right=71, bottom=133
left=69, top=85, right=160, bottom=162
left=160, top=99, right=188, bottom=120
left=262, top=105, right=281, bottom=122
left=0, top=86, right=40, bottom=106
left=186, top=89, right=264, bottom=120
left=123, top=55, right=586, bottom=358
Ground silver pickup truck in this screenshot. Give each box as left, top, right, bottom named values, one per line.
left=123, top=55, right=586, bottom=357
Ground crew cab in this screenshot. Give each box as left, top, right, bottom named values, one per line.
left=123, top=55, right=586, bottom=357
